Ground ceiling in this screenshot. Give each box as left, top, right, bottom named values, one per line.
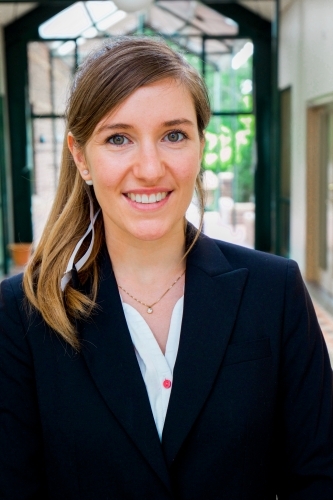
left=0, top=0, right=295, bottom=27
left=39, top=1, right=242, bottom=68
left=239, top=0, right=295, bottom=20
left=0, top=2, right=36, bottom=25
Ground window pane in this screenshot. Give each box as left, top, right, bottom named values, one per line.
left=32, top=118, right=65, bottom=243
left=204, top=39, right=253, bottom=114
left=201, top=114, right=255, bottom=248
left=28, top=42, right=75, bottom=116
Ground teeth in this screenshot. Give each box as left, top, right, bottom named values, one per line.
left=127, top=192, right=167, bottom=204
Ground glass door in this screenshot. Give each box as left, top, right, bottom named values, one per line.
left=200, top=36, right=255, bottom=248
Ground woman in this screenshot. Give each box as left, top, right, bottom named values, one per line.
left=0, top=36, right=332, bottom=499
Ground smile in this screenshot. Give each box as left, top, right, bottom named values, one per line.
left=126, top=192, right=168, bottom=204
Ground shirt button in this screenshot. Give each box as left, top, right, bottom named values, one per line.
left=163, top=379, right=172, bottom=389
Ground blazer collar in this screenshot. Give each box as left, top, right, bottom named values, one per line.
left=79, top=233, right=248, bottom=486
left=79, top=249, right=171, bottom=491
left=162, top=233, right=248, bottom=465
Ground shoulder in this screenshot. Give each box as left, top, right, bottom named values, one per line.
left=0, top=272, right=26, bottom=320
left=215, top=238, right=304, bottom=294
left=197, top=233, right=298, bottom=278
left=213, top=238, right=291, bottom=269
left=0, top=272, right=45, bottom=347
left=187, top=235, right=303, bottom=311
left=0, top=273, right=35, bottom=370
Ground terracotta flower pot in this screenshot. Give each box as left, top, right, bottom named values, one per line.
left=8, top=243, right=32, bottom=267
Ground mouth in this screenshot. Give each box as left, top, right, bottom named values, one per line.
left=126, top=191, right=169, bottom=204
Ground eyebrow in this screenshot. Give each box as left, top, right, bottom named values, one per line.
left=96, top=123, right=133, bottom=134
left=162, top=119, right=195, bottom=127
left=96, top=118, right=195, bottom=134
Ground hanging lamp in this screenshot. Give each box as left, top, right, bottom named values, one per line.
left=112, top=0, right=154, bottom=13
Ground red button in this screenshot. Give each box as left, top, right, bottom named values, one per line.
left=163, top=379, right=172, bottom=389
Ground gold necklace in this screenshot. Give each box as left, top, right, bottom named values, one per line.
left=118, top=269, right=186, bottom=314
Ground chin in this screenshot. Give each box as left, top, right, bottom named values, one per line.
left=132, top=230, right=169, bottom=242
left=129, top=221, right=181, bottom=242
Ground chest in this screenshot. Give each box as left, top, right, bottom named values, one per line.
left=119, top=277, right=185, bottom=353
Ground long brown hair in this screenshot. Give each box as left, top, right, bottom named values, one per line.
left=23, top=36, right=211, bottom=349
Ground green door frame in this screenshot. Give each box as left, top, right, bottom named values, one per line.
left=206, top=2, right=273, bottom=252
left=4, top=1, right=276, bottom=252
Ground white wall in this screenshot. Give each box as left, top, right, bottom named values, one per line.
left=279, top=0, right=333, bottom=272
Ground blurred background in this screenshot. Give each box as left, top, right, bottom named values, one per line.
left=0, top=0, right=333, bottom=360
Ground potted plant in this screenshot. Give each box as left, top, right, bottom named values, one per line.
left=7, top=243, right=32, bottom=267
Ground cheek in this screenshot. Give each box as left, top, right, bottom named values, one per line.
left=176, top=154, right=200, bottom=183
left=97, top=171, right=119, bottom=188
left=88, top=155, right=121, bottom=187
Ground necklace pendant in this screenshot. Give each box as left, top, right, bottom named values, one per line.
left=147, top=307, right=153, bottom=314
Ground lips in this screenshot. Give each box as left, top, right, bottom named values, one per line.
left=126, top=192, right=168, bottom=204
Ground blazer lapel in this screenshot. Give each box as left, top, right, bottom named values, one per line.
left=162, top=235, right=248, bottom=466
left=79, top=249, right=170, bottom=491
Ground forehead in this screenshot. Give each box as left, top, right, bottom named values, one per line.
left=96, top=78, right=197, bottom=130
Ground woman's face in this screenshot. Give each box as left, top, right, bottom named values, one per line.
left=68, top=78, right=204, bottom=245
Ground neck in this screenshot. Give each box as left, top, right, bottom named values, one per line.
left=105, top=225, right=186, bottom=287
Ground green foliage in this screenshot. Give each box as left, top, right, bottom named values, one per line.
left=204, top=55, right=253, bottom=114
left=201, top=50, right=255, bottom=203
left=203, top=114, right=255, bottom=202
left=176, top=42, right=255, bottom=203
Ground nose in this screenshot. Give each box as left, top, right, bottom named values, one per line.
left=133, top=141, right=165, bottom=183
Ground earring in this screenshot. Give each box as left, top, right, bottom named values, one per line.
left=81, top=169, right=92, bottom=185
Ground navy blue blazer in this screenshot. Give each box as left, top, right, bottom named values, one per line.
left=0, top=234, right=332, bottom=499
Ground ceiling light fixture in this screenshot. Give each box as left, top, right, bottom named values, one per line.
left=112, top=0, right=154, bottom=13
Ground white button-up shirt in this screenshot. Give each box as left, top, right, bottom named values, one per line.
left=121, top=296, right=184, bottom=440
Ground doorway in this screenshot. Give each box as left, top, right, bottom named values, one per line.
left=307, top=102, right=333, bottom=296
left=318, top=107, right=333, bottom=294
left=5, top=1, right=273, bottom=254
left=28, top=21, right=255, bottom=247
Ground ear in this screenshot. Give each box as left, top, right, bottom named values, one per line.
left=67, top=132, right=92, bottom=183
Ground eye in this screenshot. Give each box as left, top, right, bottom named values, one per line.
left=108, top=134, right=129, bottom=146
left=164, top=131, right=186, bottom=143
